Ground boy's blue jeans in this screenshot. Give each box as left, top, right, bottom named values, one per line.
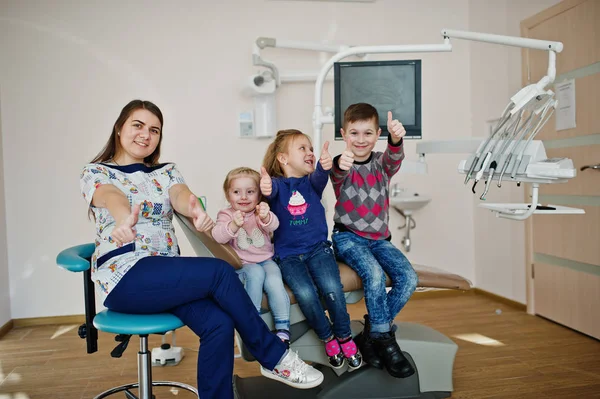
left=236, top=259, right=291, bottom=331
left=332, top=231, right=418, bottom=334
left=275, top=241, right=352, bottom=341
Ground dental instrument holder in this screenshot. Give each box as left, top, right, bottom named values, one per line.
left=460, top=140, right=576, bottom=185
left=458, top=140, right=582, bottom=220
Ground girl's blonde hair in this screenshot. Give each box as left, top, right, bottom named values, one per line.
left=262, top=129, right=310, bottom=178
left=222, top=167, right=261, bottom=199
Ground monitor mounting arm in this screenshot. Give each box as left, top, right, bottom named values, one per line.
left=249, top=29, right=562, bottom=158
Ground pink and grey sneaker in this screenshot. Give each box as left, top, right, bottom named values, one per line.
left=260, top=350, right=324, bottom=389
left=324, top=338, right=345, bottom=369
left=339, top=337, right=362, bottom=370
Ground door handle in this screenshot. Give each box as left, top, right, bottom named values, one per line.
left=580, top=164, right=600, bottom=171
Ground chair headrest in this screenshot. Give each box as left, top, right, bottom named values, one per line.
left=175, top=212, right=243, bottom=269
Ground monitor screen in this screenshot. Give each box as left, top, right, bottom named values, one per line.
left=334, top=59, right=422, bottom=140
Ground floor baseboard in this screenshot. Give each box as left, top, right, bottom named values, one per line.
left=412, top=288, right=526, bottom=311
left=412, top=288, right=475, bottom=300
left=473, top=288, right=527, bottom=311
left=12, top=314, right=85, bottom=328
left=0, top=319, right=14, bottom=339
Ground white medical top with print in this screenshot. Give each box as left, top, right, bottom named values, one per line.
left=80, top=162, right=186, bottom=299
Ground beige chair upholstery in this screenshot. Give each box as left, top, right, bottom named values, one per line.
left=176, top=214, right=472, bottom=308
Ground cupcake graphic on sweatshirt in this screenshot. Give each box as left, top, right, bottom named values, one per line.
left=287, top=190, right=308, bottom=217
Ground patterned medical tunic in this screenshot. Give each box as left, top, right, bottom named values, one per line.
left=80, top=162, right=186, bottom=299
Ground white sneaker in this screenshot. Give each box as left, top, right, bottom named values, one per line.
left=260, top=350, right=324, bottom=389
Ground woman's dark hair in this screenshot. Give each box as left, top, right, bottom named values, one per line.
left=91, top=100, right=164, bottom=165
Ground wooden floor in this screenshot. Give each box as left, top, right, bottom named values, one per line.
left=1, top=293, right=599, bottom=399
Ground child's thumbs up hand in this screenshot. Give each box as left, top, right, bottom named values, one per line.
left=256, top=201, right=270, bottom=222
left=338, top=141, right=355, bottom=171
left=232, top=210, right=245, bottom=227
left=319, top=141, right=332, bottom=170
left=260, top=166, right=272, bottom=196
left=387, top=111, right=406, bottom=144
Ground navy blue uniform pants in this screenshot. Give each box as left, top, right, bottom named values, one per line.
left=104, top=256, right=287, bottom=399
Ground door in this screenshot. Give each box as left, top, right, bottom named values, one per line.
left=522, top=0, right=600, bottom=339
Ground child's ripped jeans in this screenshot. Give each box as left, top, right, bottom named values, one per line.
left=332, top=231, right=418, bottom=334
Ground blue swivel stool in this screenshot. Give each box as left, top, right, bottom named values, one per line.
left=57, top=243, right=199, bottom=399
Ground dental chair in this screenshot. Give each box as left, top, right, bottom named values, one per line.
left=175, top=213, right=472, bottom=399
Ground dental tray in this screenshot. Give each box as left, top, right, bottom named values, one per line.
left=526, top=157, right=576, bottom=179
left=479, top=203, right=585, bottom=215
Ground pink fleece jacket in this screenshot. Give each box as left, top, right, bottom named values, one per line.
left=211, top=207, right=280, bottom=264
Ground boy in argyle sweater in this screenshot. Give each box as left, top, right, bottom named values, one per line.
left=330, top=103, right=418, bottom=379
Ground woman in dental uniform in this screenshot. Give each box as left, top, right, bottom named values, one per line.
left=79, top=100, right=323, bottom=399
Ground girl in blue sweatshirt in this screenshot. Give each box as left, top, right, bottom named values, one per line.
left=261, top=129, right=362, bottom=370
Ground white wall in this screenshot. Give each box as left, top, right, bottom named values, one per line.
left=468, top=0, right=561, bottom=303
left=0, top=91, right=11, bottom=326
left=0, top=0, right=559, bottom=319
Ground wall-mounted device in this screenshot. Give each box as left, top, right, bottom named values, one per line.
left=240, top=72, right=277, bottom=138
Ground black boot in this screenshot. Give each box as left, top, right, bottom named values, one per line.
left=355, top=315, right=383, bottom=369
left=374, top=330, right=415, bottom=378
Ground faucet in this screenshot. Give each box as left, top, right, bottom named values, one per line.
left=390, top=183, right=404, bottom=197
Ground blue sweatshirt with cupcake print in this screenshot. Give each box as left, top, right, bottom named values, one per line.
left=266, top=162, right=330, bottom=259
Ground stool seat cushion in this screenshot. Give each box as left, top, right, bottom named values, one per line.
left=93, top=310, right=184, bottom=335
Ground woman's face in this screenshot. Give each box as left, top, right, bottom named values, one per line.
left=117, top=109, right=162, bottom=164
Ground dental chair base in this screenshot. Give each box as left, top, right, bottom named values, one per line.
left=234, top=317, right=456, bottom=399
left=233, top=364, right=448, bottom=399
left=175, top=213, right=469, bottom=399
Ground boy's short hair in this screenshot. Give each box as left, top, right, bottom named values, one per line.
left=343, top=103, right=379, bottom=129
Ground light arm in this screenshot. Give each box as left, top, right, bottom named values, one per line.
left=212, top=211, right=237, bottom=244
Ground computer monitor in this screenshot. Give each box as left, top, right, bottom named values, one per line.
left=334, top=59, right=422, bottom=140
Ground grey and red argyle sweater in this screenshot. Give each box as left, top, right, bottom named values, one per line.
left=330, top=137, right=404, bottom=240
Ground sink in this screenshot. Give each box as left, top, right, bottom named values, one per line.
left=390, top=191, right=431, bottom=214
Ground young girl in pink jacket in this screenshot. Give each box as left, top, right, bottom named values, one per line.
left=212, top=167, right=291, bottom=345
